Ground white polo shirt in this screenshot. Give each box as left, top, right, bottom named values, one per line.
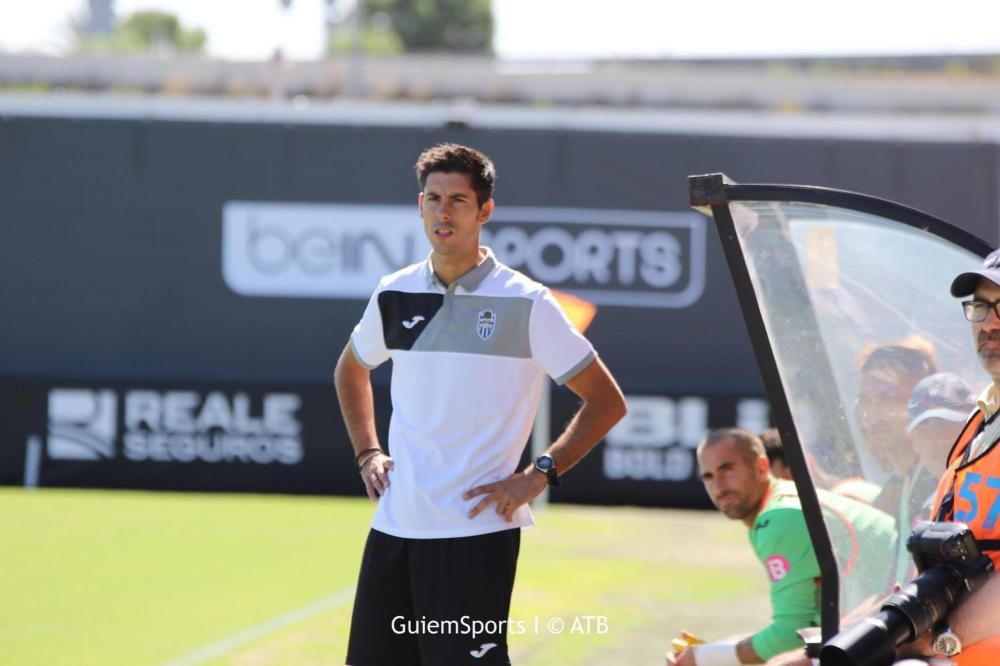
left=350, top=247, right=596, bottom=538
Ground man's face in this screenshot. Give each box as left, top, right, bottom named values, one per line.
left=972, top=279, right=1000, bottom=381
left=911, top=417, right=965, bottom=475
left=698, top=439, right=770, bottom=522
left=419, top=171, right=492, bottom=261
left=855, top=367, right=914, bottom=474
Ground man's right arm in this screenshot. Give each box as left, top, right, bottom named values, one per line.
left=748, top=508, right=822, bottom=661
left=334, top=342, right=392, bottom=501
left=668, top=509, right=819, bottom=666
left=896, top=570, right=1000, bottom=659
left=949, top=569, right=1000, bottom=645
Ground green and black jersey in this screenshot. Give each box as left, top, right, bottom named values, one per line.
left=748, top=480, right=896, bottom=659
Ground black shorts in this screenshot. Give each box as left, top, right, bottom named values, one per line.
left=346, top=527, right=521, bottom=666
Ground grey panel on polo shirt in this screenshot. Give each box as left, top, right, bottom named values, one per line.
left=410, top=294, right=533, bottom=359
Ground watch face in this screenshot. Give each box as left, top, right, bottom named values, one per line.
left=934, top=632, right=961, bottom=657
left=536, top=456, right=553, bottom=471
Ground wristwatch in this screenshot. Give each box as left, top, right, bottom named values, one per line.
left=534, top=454, right=561, bottom=487
left=932, top=625, right=962, bottom=658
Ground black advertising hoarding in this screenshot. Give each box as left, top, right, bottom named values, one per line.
left=2, top=376, right=763, bottom=509
left=0, top=378, right=379, bottom=496
left=1, top=106, right=998, bottom=505
left=4, top=113, right=997, bottom=396
left=549, top=389, right=769, bottom=509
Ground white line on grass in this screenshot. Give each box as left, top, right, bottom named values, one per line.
left=161, top=587, right=354, bottom=666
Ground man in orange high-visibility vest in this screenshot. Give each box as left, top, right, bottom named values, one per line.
left=904, top=249, right=1000, bottom=663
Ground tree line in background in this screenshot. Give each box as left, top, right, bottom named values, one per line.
left=74, top=10, right=207, bottom=54
left=73, top=0, right=493, bottom=56
left=330, top=0, right=492, bottom=54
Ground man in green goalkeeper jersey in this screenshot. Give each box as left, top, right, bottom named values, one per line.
left=667, top=428, right=895, bottom=666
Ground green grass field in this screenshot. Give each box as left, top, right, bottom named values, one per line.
left=1, top=488, right=768, bottom=665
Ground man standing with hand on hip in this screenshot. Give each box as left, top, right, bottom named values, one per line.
left=334, top=143, right=627, bottom=666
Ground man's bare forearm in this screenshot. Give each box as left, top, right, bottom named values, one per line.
left=543, top=358, right=626, bottom=473
left=547, top=398, right=624, bottom=473
left=950, top=570, right=1000, bottom=645
left=333, top=344, right=382, bottom=457
left=464, top=358, right=625, bottom=522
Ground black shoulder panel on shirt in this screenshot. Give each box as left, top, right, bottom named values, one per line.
left=379, top=291, right=445, bottom=350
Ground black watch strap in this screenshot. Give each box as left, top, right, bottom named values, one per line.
left=534, top=455, right=561, bottom=487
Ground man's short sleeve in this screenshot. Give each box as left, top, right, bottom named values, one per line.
left=349, top=286, right=390, bottom=369
left=528, top=288, right=596, bottom=385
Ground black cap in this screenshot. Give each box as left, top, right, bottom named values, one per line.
left=906, top=372, right=975, bottom=432
left=951, top=248, right=1000, bottom=297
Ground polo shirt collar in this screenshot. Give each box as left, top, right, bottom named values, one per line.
left=977, top=382, right=1000, bottom=420
left=424, top=247, right=497, bottom=292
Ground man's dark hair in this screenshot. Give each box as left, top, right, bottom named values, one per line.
left=696, top=427, right=766, bottom=466
left=856, top=336, right=938, bottom=387
left=415, top=143, right=496, bottom=207
left=759, top=427, right=785, bottom=466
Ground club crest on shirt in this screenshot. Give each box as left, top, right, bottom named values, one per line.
left=477, top=309, right=496, bottom=340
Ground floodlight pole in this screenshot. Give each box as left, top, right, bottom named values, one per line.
left=347, top=0, right=367, bottom=97
left=24, top=435, right=41, bottom=489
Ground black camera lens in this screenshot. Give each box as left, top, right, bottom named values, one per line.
left=821, top=522, right=993, bottom=666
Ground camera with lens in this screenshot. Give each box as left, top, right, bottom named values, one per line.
left=820, top=521, right=993, bottom=666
